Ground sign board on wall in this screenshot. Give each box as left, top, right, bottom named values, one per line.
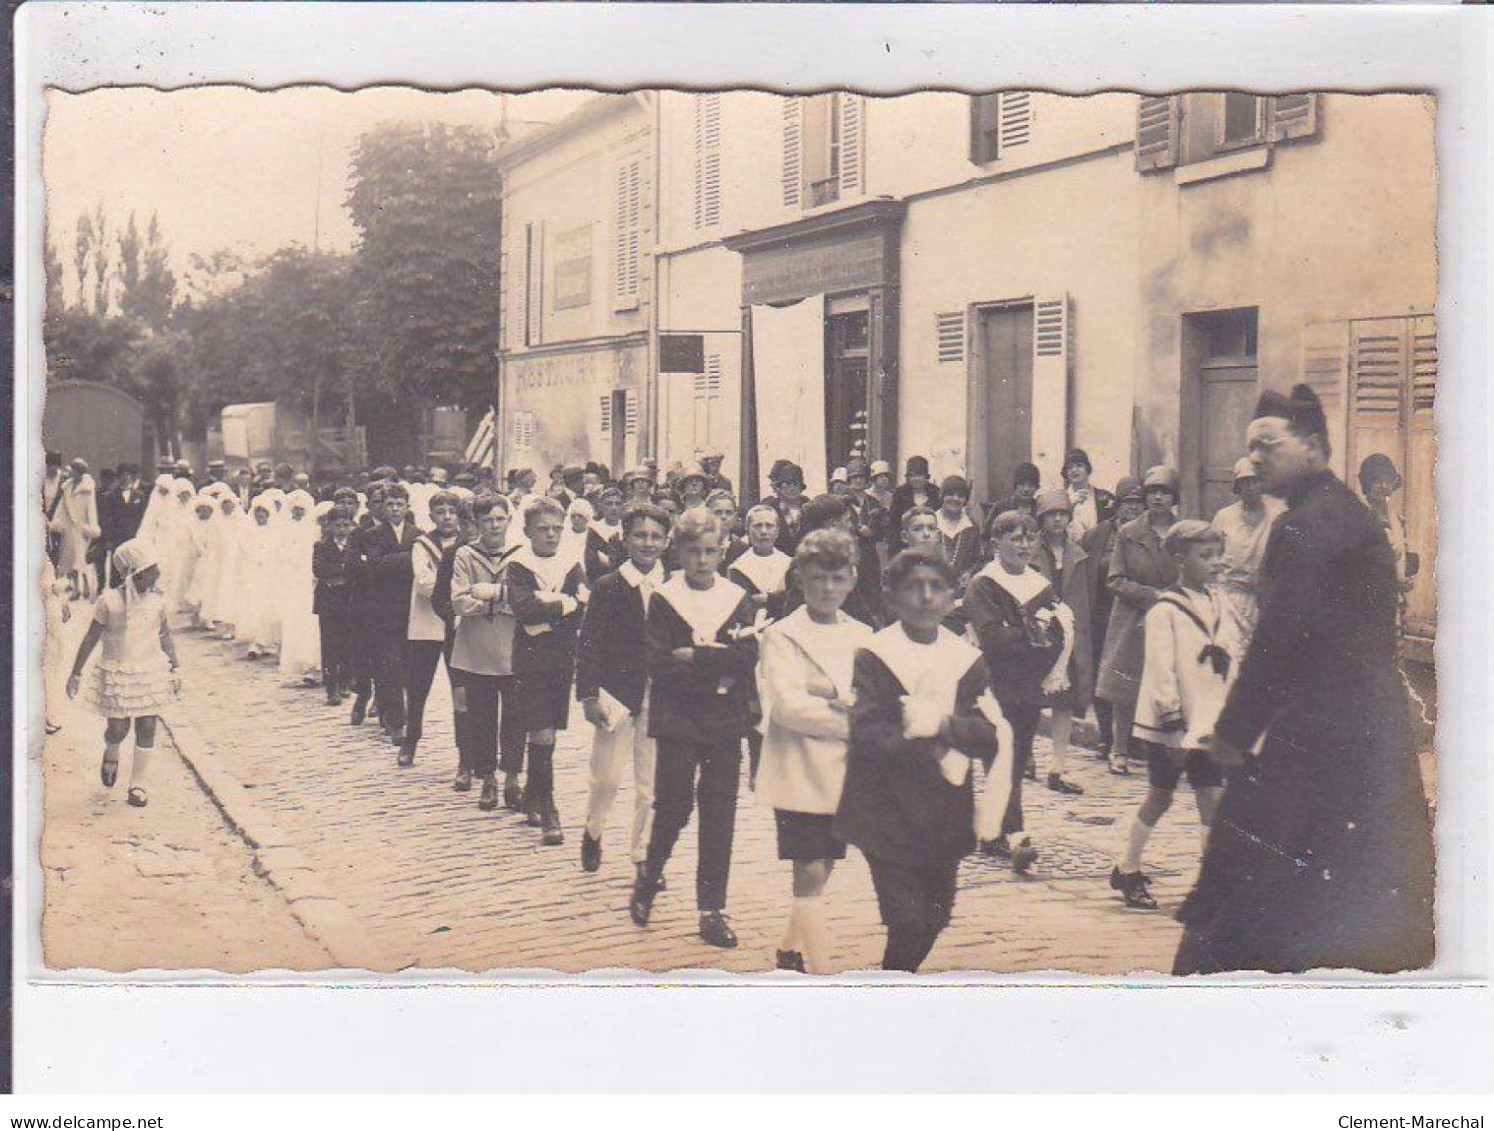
left=659, top=333, right=705, bottom=374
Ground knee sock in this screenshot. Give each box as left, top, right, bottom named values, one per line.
left=528, top=743, right=556, bottom=805
left=130, top=744, right=154, bottom=788
left=795, top=895, right=830, bottom=973
left=1120, top=813, right=1155, bottom=874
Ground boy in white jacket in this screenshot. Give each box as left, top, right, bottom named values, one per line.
left=1110, top=520, right=1239, bottom=910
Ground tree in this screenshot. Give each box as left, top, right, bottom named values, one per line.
left=345, top=122, right=503, bottom=443
left=73, top=212, right=93, bottom=304
left=90, top=204, right=111, bottom=317
left=119, top=211, right=176, bottom=332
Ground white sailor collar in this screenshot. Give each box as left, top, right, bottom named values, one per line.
left=864, top=621, right=983, bottom=697
left=731, top=547, right=792, bottom=594
left=769, top=606, right=873, bottom=698
left=936, top=510, right=975, bottom=540
left=508, top=542, right=578, bottom=591
left=618, top=559, right=665, bottom=590
left=974, top=559, right=1053, bottom=604
left=656, top=573, right=747, bottom=642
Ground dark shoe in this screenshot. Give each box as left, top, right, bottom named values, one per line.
left=367, top=701, right=379, bottom=719
left=1023, top=760, right=1038, bottom=782
left=541, top=805, right=565, bottom=846
left=502, top=775, right=523, bottom=811
left=1047, top=771, right=1085, bottom=796
left=325, top=689, right=341, bottom=707
left=453, top=769, right=473, bottom=793
left=523, top=786, right=543, bottom=827
left=581, top=833, right=602, bottom=872
left=636, top=862, right=667, bottom=892
left=1108, top=753, right=1130, bottom=776
left=478, top=776, right=499, bottom=812
left=126, top=786, right=148, bottom=808
left=1110, top=866, right=1159, bottom=910
left=350, top=697, right=368, bottom=726
left=397, top=739, right=415, bottom=768
left=1095, top=740, right=1112, bottom=758
left=699, top=911, right=739, bottom=949
left=100, top=750, right=119, bottom=788
left=630, top=868, right=661, bottom=927
left=776, top=949, right=806, bottom=973
left=981, top=835, right=1010, bottom=859
left=1010, top=836, right=1039, bottom=875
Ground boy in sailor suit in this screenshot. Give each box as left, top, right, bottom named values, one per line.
left=506, top=496, right=588, bottom=846
left=630, top=507, right=759, bottom=950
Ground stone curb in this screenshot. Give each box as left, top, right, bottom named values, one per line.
left=163, top=714, right=403, bottom=973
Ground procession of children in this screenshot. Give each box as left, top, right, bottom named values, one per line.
left=52, top=420, right=1312, bottom=974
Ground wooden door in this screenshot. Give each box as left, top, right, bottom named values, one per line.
left=1198, top=358, right=1259, bottom=518
left=976, top=304, right=1034, bottom=503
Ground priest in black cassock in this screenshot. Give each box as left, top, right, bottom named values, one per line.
left=1173, top=384, right=1434, bottom=975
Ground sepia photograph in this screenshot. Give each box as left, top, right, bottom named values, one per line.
left=34, top=81, right=1439, bottom=979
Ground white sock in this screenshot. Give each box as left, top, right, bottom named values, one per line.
left=796, top=896, right=830, bottom=974
left=130, top=745, right=154, bottom=788
left=780, top=902, right=805, bottom=955
left=1199, top=822, right=1212, bottom=856
left=1120, top=814, right=1154, bottom=874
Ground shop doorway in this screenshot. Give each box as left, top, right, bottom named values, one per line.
left=825, top=300, right=870, bottom=476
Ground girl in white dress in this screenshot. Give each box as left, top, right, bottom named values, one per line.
left=179, top=494, right=218, bottom=624
left=209, top=491, right=246, bottom=639
left=235, top=496, right=282, bottom=659
left=277, top=491, right=322, bottom=684
left=165, top=478, right=198, bottom=610
left=65, top=538, right=180, bottom=808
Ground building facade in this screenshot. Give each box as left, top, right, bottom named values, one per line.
left=496, top=94, right=654, bottom=480
left=498, top=90, right=1438, bottom=654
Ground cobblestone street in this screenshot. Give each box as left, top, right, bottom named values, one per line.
left=38, top=615, right=332, bottom=974
left=43, top=612, right=1203, bottom=976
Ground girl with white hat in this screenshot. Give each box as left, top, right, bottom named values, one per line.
left=64, top=538, right=181, bottom=808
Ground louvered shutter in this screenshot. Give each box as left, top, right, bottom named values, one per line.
left=1301, top=319, right=1351, bottom=475
left=1136, top=95, right=1181, bottom=172
left=706, top=352, right=723, bottom=396
left=1404, top=315, right=1437, bottom=637
left=1270, top=94, right=1319, bottom=143
left=935, top=312, right=966, bottom=364
left=970, top=94, right=1000, bottom=163
left=999, top=92, right=1032, bottom=154
left=614, top=159, right=641, bottom=310
left=599, top=395, right=613, bottom=437
left=782, top=97, right=803, bottom=209
left=524, top=222, right=544, bottom=346
left=694, top=94, right=722, bottom=228
left=839, top=94, right=865, bottom=196
left=624, top=388, right=640, bottom=438
left=501, top=222, right=517, bottom=350
left=1030, top=295, right=1072, bottom=474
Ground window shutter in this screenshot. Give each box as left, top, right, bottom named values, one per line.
left=1301, top=320, right=1350, bottom=476
left=782, top=97, right=803, bottom=209
left=1410, top=316, right=1436, bottom=419
left=839, top=94, right=865, bottom=196
left=693, top=94, right=723, bottom=229
left=706, top=353, right=723, bottom=396
left=1136, top=95, right=1181, bottom=172
left=524, top=222, right=544, bottom=346
left=1270, top=94, right=1319, bottom=143
left=624, top=389, right=639, bottom=438
left=614, top=159, right=641, bottom=310
left=935, top=312, right=966, bottom=364
left=501, top=226, right=517, bottom=350
left=599, top=395, right=613, bottom=437
left=969, top=94, right=1000, bottom=164
left=1031, top=295, right=1072, bottom=474
left=998, top=92, right=1032, bottom=154
left=1351, top=325, right=1407, bottom=422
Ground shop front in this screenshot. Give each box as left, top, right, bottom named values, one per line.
left=725, top=199, right=904, bottom=500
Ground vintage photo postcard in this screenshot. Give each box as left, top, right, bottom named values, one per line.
left=33, top=82, right=1439, bottom=978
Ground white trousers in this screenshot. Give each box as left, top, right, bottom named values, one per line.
left=583, top=703, right=656, bottom=864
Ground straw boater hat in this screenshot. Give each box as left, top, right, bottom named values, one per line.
left=678, top=461, right=710, bottom=489
left=869, top=460, right=892, bottom=480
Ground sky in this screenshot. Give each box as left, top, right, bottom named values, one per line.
left=43, top=85, right=592, bottom=304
